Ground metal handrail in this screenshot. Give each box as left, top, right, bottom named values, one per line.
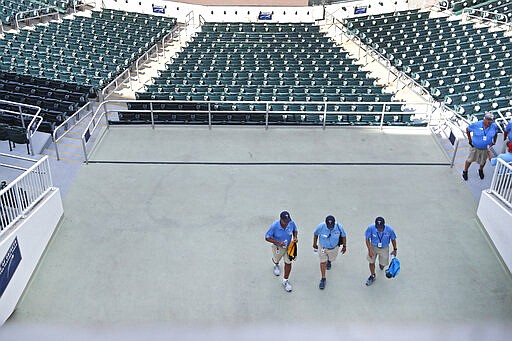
left=52, top=102, right=93, bottom=161
left=99, top=68, right=132, bottom=102
left=15, top=6, right=59, bottom=30
left=0, top=100, right=43, bottom=155
left=81, top=98, right=433, bottom=163
left=462, top=7, right=509, bottom=26
left=342, top=26, right=433, bottom=101
left=72, top=0, right=96, bottom=13
left=135, top=27, right=178, bottom=82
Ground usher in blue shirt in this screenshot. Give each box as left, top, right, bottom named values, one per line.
left=365, top=224, right=396, bottom=248
left=314, top=222, right=346, bottom=249
left=265, top=220, right=297, bottom=247
left=467, top=120, right=499, bottom=149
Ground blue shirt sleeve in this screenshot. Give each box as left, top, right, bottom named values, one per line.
left=265, top=222, right=276, bottom=239
left=506, top=122, right=512, bottom=136
left=314, top=224, right=322, bottom=236
left=338, top=224, right=346, bottom=237
left=467, top=121, right=478, bottom=133
left=389, top=227, right=397, bottom=241
left=365, top=226, right=372, bottom=239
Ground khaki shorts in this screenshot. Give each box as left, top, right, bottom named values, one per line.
left=272, top=244, right=292, bottom=265
left=318, top=245, right=339, bottom=263
left=367, top=244, right=389, bottom=266
left=467, top=147, right=488, bottom=165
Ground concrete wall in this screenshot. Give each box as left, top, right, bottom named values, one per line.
left=0, top=189, right=63, bottom=325
left=477, top=191, right=512, bottom=273
left=98, top=0, right=414, bottom=23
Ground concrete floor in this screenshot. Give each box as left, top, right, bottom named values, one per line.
left=4, top=126, right=512, bottom=337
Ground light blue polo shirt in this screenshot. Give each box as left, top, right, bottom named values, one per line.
left=365, top=224, right=396, bottom=248
left=490, top=152, right=512, bottom=166
left=505, top=121, right=512, bottom=142
left=314, top=222, right=346, bottom=249
left=467, top=120, right=499, bottom=149
left=265, top=220, right=297, bottom=247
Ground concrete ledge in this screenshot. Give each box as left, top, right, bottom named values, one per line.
left=477, top=191, right=512, bottom=273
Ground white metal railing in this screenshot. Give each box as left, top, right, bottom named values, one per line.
left=462, top=7, right=509, bottom=26
left=15, top=6, right=59, bottom=30
left=488, top=158, right=512, bottom=210
left=52, top=102, right=93, bottom=161
left=73, top=0, right=96, bottom=12
left=99, top=68, right=132, bottom=102
left=0, top=155, right=54, bottom=233
left=81, top=98, right=433, bottom=163
left=429, top=103, right=470, bottom=167
left=135, top=27, right=180, bottom=82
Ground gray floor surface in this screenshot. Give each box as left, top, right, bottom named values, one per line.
left=4, top=126, right=512, bottom=336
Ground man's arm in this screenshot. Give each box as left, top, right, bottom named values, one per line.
left=313, top=234, right=318, bottom=249
left=292, top=230, right=298, bottom=243
left=365, top=238, right=373, bottom=258
left=340, top=236, right=347, bottom=254
left=391, top=239, right=397, bottom=256
left=265, top=237, right=285, bottom=247
left=466, top=128, right=473, bottom=146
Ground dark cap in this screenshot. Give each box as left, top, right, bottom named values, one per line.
left=325, top=215, right=335, bottom=228
left=375, top=216, right=385, bottom=229
left=280, top=211, right=291, bottom=223
left=484, top=112, right=494, bottom=122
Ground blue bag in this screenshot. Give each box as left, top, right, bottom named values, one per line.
left=385, top=256, right=400, bottom=279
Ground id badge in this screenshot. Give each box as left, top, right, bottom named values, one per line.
left=321, top=249, right=325, bottom=254
left=378, top=242, right=382, bottom=248
left=483, top=136, right=487, bottom=141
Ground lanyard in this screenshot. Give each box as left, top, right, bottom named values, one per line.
left=377, top=228, right=385, bottom=244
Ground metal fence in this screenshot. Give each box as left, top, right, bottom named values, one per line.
left=0, top=155, right=54, bottom=233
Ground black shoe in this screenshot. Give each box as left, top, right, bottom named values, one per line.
left=379, top=264, right=385, bottom=271
left=462, top=171, right=468, bottom=181
left=326, top=260, right=331, bottom=270
left=479, top=169, right=484, bottom=179
left=319, top=278, right=326, bottom=290
left=365, top=274, right=376, bottom=286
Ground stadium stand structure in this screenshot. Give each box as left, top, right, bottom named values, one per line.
left=0, top=8, right=177, bottom=136
left=344, top=8, right=512, bottom=121
left=474, top=0, right=512, bottom=20
left=123, top=22, right=415, bottom=127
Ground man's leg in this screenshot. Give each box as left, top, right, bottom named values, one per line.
left=284, top=262, right=291, bottom=280
left=369, top=262, right=375, bottom=276
left=320, top=262, right=326, bottom=278
left=478, top=161, right=486, bottom=179
left=463, top=160, right=471, bottom=180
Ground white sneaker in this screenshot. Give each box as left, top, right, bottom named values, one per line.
left=282, top=280, right=292, bottom=292
left=273, top=264, right=280, bottom=276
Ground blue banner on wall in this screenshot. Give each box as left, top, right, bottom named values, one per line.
left=354, top=6, right=368, bottom=15
left=258, top=12, right=272, bottom=20
left=153, top=6, right=165, bottom=14
left=0, top=237, right=22, bottom=298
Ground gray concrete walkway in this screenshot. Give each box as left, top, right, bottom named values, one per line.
left=6, top=126, right=512, bottom=334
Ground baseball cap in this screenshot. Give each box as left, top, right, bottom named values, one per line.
left=280, top=211, right=291, bottom=223
left=375, top=216, right=385, bottom=229
left=325, top=215, right=335, bottom=228
left=484, top=112, right=494, bottom=122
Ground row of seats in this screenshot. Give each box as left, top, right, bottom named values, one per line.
left=0, top=72, right=90, bottom=133
left=0, top=0, right=71, bottom=25
left=0, top=9, right=176, bottom=91
left=345, top=9, right=511, bottom=118
left=127, top=21, right=412, bottom=127
left=0, top=123, right=30, bottom=154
